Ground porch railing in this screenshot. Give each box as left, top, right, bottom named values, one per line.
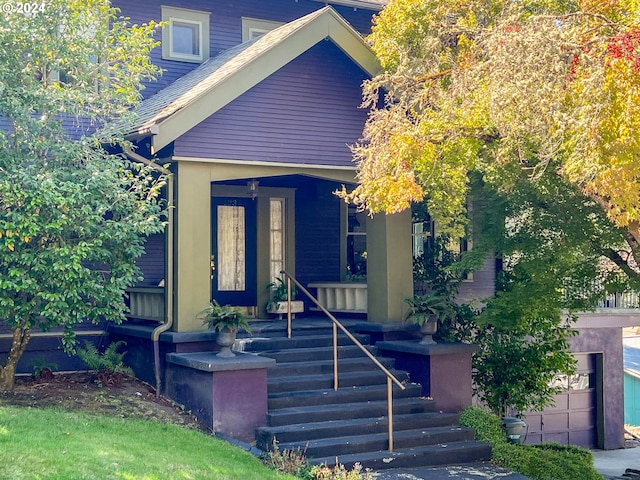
left=598, top=291, right=640, bottom=309
left=126, top=287, right=165, bottom=322
left=279, top=270, right=406, bottom=452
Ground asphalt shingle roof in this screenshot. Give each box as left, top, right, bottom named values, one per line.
left=114, top=6, right=378, bottom=143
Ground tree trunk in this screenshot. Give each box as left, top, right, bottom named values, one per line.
left=0, top=327, right=31, bottom=391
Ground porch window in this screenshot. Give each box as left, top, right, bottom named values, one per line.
left=412, top=217, right=434, bottom=259
left=346, top=205, right=367, bottom=279
left=162, top=6, right=210, bottom=63
left=270, top=198, right=285, bottom=283
left=217, top=205, right=246, bottom=291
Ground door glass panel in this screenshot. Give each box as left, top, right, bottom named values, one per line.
left=217, top=205, right=245, bottom=291
left=270, top=198, right=285, bottom=282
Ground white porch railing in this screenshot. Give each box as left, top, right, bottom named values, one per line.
left=598, top=291, right=640, bottom=309
left=307, top=282, right=367, bottom=313
left=126, top=287, right=165, bottom=322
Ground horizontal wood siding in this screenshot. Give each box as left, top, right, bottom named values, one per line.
left=457, top=256, right=497, bottom=304
left=174, top=41, right=369, bottom=167
left=136, top=233, right=166, bottom=287
left=115, top=0, right=375, bottom=99
left=295, top=179, right=342, bottom=286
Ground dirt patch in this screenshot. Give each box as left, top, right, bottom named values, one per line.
left=0, top=371, right=204, bottom=432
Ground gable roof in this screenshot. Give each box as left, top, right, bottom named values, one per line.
left=116, top=6, right=381, bottom=154
left=312, top=0, right=387, bottom=10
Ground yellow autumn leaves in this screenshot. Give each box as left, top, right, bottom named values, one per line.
left=0, top=230, right=32, bottom=251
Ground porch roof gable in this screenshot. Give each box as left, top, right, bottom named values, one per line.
left=311, top=0, right=387, bottom=10
left=116, top=6, right=381, bottom=153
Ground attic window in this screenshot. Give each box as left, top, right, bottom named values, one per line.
left=162, top=6, right=210, bottom=63
left=241, top=17, right=283, bottom=42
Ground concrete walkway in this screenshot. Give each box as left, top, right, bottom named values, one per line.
left=372, top=462, right=530, bottom=479
left=371, top=445, right=640, bottom=479
left=593, top=446, right=640, bottom=479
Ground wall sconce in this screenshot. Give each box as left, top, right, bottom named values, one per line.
left=247, top=179, right=259, bottom=199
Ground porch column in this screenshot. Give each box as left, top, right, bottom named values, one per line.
left=366, top=210, right=413, bottom=323
left=174, top=162, right=211, bottom=332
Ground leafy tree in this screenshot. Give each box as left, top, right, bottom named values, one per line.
left=343, top=0, right=640, bottom=414
left=418, top=198, right=579, bottom=415
left=0, top=0, right=165, bottom=390
left=341, top=0, right=640, bottom=285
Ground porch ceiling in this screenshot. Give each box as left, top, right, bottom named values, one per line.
left=112, top=6, right=381, bottom=154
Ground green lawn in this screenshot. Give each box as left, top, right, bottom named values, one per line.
left=0, top=406, right=298, bottom=480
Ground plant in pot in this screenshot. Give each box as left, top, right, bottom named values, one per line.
left=404, top=291, right=457, bottom=345
left=266, top=277, right=304, bottom=319
left=197, top=300, right=251, bottom=357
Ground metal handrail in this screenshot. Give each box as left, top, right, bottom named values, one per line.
left=279, top=270, right=406, bottom=452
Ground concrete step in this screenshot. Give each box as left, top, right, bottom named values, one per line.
left=257, top=344, right=378, bottom=363
left=310, top=441, right=493, bottom=471
left=246, top=319, right=490, bottom=470
left=278, top=426, right=477, bottom=458
left=266, top=397, right=434, bottom=427
left=267, top=369, right=410, bottom=394
left=256, top=411, right=462, bottom=447
left=267, top=356, right=397, bottom=378
left=236, top=333, right=371, bottom=352
left=268, top=383, right=423, bottom=409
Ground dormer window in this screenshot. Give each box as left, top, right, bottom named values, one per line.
left=162, top=6, right=210, bottom=63
left=241, top=18, right=283, bottom=42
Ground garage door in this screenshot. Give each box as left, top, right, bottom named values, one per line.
left=523, top=354, right=599, bottom=448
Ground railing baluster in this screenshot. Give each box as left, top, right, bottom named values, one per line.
left=287, top=277, right=292, bottom=339
left=388, top=376, right=394, bottom=452
left=279, top=270, right=405, bottom=452
left=333, top=322, right=338, bottom=391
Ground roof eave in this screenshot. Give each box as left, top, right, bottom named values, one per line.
left=310, top=0, right=386, bottom=11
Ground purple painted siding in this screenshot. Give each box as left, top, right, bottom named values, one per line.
left=295, top=178, right=343, bottom=285
left=136, top=233, right=166, bottom=286
left=568, top=327, right=625, bottom=449
left=174, top=41, right=369, bottom=167
left=115, top=0, right=375, bottom=99
left=457, top=256, right=496, bottom=303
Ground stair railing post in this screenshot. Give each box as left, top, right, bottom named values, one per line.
left=388, top=376, right=394, bottom=452
left=279, top=269, right=406, bottom=454
left=287, top=276, right=292, bottom=339
left=333, top=321, right=338, bottom=391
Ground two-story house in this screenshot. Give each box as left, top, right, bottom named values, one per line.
left=2, top=0, right=637, bottom=467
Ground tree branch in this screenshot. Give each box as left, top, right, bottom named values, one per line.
left=602, top=248, right=640, bottom=282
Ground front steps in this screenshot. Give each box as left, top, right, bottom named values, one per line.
left=237, top=320, right=491, bottom=470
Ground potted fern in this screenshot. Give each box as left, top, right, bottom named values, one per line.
left=266, top=277, right=304, bottom=319
left=197, top=300, right=251, bottom=357
left=404, top=291, right=457, bottom=345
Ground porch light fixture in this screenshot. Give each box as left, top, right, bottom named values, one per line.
left=247, top=179, right=259, bottom=199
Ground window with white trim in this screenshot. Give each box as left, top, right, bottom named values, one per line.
left=241, top=17, right=283, bottom=42
left=162, top=6, right=210, bottom=63
left=346, top=204, right=367, bottom=280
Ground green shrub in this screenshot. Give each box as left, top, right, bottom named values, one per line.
left=261, top=439, right=372, bottom=479
left=305, top=463, right=373, bottom=480
left=459, top=406, right=505, bottom=445
left=460, top=407, right=604, bottom=480
left=27, top=356, right=58, bottom=379
left=261, top=439, right=308, bottom=477
left=76, top=340, right=134, bottom=386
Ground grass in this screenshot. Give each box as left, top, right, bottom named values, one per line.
left=0, top=406, right=298, bottom=480
left=460, top=406, right=604, bottom=480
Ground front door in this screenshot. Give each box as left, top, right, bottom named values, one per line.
left=211, top=197, right=257, bottom=306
